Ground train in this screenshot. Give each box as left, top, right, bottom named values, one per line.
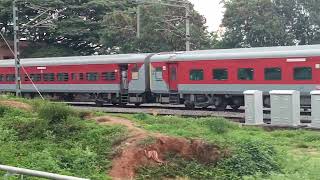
left=1, top=44, right=320, bottom=110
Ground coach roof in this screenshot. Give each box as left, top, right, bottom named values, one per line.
left=0, top=53, right=149, bottom=67
left=150, top=44, right=320, bottom=62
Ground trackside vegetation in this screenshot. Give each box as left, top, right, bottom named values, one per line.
left=0, top=99, right=127, bottom=180
left=1, top=96, right=320, bottom=179
left=125, top=113, right=320, bottom=179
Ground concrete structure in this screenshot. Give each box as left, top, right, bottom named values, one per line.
left=243, top=90, right=264, bottom=125
left=310, top=91, right=320, bottom=128
left=270, top=90, right=300, bottom=126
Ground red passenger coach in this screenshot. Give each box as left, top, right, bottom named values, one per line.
left=0, top=54, right=149, bottom=105
left=1, top=44, right=320, bottom=109
left=150, top=45, right=320, bottom=109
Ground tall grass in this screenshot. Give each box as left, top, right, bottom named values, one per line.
left=0, top=99, right=127, bottom=180
left=127, top=114, right=320, bottom=179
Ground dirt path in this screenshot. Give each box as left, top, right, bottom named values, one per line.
left=0, top=100, right=32, bottom=111
left=95, top=116, right=226, bottom=180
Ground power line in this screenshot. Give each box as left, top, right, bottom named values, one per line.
left=0, top=31, right=44, bottom=100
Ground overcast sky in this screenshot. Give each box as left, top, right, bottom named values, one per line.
left=189, top=0, right=224, bottom=32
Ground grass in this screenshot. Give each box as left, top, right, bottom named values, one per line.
left=122, top=113, right=320, bottom=179
left=1, top=95, right=320, bottom=179
left=0, top=99, right=128, bottom=180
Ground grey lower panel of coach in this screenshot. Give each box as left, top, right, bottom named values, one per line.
left=177, top=84, right=318, bottom=95
left=0, top=84, right=120, bottom=93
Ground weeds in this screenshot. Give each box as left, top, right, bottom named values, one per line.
left=138, top=136, right=157, bottom=147
left=0, top=98, right=126, bottom=180
left=206, top=118, right=238, bottom=134
left=127, top=114, right=320, bottom=179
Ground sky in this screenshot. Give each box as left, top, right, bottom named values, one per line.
left=189, top=0, right=224, bottom=32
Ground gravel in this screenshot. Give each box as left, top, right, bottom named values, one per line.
left=71, top=103, right=311, bottom=122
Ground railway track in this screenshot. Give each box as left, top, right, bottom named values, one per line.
left=69, top=102, right=312, bottom=123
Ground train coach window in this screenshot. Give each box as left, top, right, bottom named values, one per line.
left=102, top=72, right=116, bottom=80
left=155, top=67, right=163, bottom=80
left=0, top=74, right=3, bottom=81
left=238, top=68, right=254, bottom=80
left=294, top=67, right=312, bottom=80
left=57, top=73, right=69, bottom=81
left=265, top=68, right=282, bottom=80
left=43, top=73, right=55, bottom=81
left=190, top=69, right=204, bottom=81
left=213, top=69, right=228, bottom=80
left=71, top=73, right=77, bottom=80
left=87, top=72, right=98, bottom=81
left=29, top=74, right=41, bottom=82
left=79, top=73, right=84, bottom=80
left=6, top=74, right=15, bottom=82
left=132, top=64, right=139, bottom=80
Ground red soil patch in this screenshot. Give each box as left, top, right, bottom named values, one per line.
left=0, top=100, right=32, bottom=111
left=95, top=116, right=227, bottom=180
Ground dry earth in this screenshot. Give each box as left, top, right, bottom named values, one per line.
left=95, top=116, right=227, bottom=180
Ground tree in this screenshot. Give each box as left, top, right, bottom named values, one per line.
left=99, top=0, right=213, bottom=53
left=1, top=0, right=214, bottom=57
left=220, top=0, right=320, bottom=48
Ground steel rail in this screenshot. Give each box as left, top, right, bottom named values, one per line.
left=0, top=165, right=89, bottom=180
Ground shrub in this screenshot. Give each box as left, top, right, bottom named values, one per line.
left=38, top=103, right=73, bottom=124
left=216, top=140, right=281, bottom=178
left=134, top=113, right=148, bottom=120
left=1, top=115, right=48, bottom=140
left=77, top=110, right=92, bottom=120
left=206, top=119, right=238, bottom=134
left=137, top=154, right=216, bottom=180
left=0, top=106, right=8, bottom=117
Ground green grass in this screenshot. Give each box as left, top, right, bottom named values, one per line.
left=1, top=95, right=320, bottom=179
left=0, top=99, right=128, bottom=180
left=122, top=114, right=320, bottom=179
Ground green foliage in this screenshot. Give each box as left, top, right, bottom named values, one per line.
left=138, top=136, right=157, bottom=147
left=0, top=99, right=126, bottom=179
left=0, top=105, right=8, bottom=117
left=206, top=119, right=238, bottom=134
left=125, top=114, right=320, bottom=179
left=216, top=140, right=281, bottom=178
left=220, top=0, right=320, bottom=48
left=38, top=103, right=72, bottom=124
left=22, top=44, right=80, bottom=58
left=1, top=0, right=214, bottom=57
left=137, top=154, right=217, bottom=180
left=133, top=113, right=148, bottom=120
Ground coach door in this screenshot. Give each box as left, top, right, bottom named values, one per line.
left=119, top=64, right=129, bottom=92
left=168, top=63, right=178, bottom=91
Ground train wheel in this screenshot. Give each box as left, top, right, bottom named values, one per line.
left=135, top=103, right=142, bottom=107
left=231, top=105, right=241, bottom=111
left=184, top=100, right=195, bottom=110
left=213, top=96, right=228, bottom=111
left=215, top=102, right=228, bottom=111
left=95, top=100, right=103, bottom=107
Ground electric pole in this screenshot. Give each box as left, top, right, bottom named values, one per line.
left=137, top=4, right=141, bottom=38
left=185, top=3, right=190, bottom=51
left=13, top=0, right=21, bottom=97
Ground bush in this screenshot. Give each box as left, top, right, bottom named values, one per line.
left=133, top=113, right=148, bottom=120
left=0, top=106, right=8, bottom=117
left=216, top=140, right=281, bottom=178
left=137, top=154, right=216, bottom=180
left=0, top=114, right=47, bottom=140
left=206, top=119, right=238, bottom=134
left=38, top=103, right=73, bottom=124
left=77, top=110, right=93, bottom=120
